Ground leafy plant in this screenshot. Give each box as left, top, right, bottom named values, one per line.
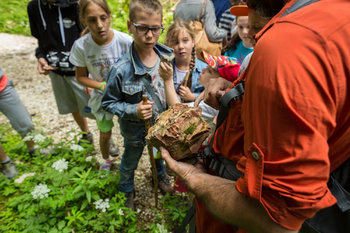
left=0, top=122, right=189, bottom=232
left=0, top=0, right=176, bottom=43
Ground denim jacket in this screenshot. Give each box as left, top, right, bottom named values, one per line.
left=172, top=58, right=207, bottom=99
left=102, top=42, right=173, bottom=146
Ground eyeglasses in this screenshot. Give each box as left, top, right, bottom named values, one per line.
left=131, top=22, right=164, bottom=36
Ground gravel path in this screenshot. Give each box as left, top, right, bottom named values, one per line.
left=0, top=33, right=177, bottom=225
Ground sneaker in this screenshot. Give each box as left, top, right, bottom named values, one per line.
left=78, top=132, right=93, bottom=145
left=99, top=161, right=111, bottom=174
left=109, top=141, right=119, bottom=157
left=157, top=173, right=174, bottom=194
left=166, top=165, right=175, bottom=177
left=124, top=191, right=135, bottom=211
left=28, top=147, right=55, bottom=156
left=1, top=160, right=19, bottom=179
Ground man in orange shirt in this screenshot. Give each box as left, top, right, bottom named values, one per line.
left=162, top=0, right=350, bottom=232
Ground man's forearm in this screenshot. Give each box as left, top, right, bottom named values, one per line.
left=187, top=173, right=298, bottom=233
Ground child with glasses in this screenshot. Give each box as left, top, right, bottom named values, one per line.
left=101, top=0, right=173, bottom=210
left=69, top=0, right=133, bottom=172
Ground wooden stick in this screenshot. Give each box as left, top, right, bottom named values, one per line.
left=142, top=94, right=159, bottom=208
left=183, top=72, right=190, bottom=87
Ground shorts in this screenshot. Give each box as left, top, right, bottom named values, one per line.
left=49, top=72, right=94, bottom=119
left=96, top=115, right=114, bottom=133
left=0, top=80, right=34, bottom=137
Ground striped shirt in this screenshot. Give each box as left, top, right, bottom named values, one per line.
left=218, top=8, right=236, bottom=40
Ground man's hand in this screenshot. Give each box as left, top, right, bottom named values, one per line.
left=160, top=147, right=205, bottom=189
left=137, top=99, right=153, bottom=120
left=203, top=77, right=233, bottom=109
left=37, top=57, right=53, bottom=75
left=194, top=92, right=205, bottom=107
left=179, top=85, right=195, bottom=102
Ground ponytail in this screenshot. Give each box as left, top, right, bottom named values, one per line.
left=222, top=33, right=241, bottom=54
left=186, top=46, right=197, bottom=89
left=80, top=27, right=90, bottom=37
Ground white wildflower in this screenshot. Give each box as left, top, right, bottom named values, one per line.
left=156, top=223, right=168, bottom=233
left=33, top=134, right=46, bottom=143
left=31, top=183, right=51, bottom=199
left=23, top=135, right=33, bottom=142
left=97, top=157, right=106, bottom=165
left=70, top=144, right=84, bottom=152
left=52, top=158, right=68, bottom=172
left=94, top=199, right=110, bottom=212
left=85, top=156, right=93, bottom=162
left=118, top=208, right=124, bottom=216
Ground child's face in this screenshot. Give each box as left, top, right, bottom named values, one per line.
left=237, top=16, right=253, bottom=48
left=128, top=11, right=163, bottom=52
left=248, top=11, right=270, bottom=47
left=198, top=67, right=220, bottom=87
left=84, top=2, right=111, bottom=46
left=170, top=30, right=195, bottom=64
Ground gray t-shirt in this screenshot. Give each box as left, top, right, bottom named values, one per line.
left=144, top=57, right=166, bottom=120
left=238, top=51, right=253, bottom=77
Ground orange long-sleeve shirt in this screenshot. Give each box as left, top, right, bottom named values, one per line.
left=196, top=0, right=350, bottom=232
left=237, top=0, right=350, bottom=230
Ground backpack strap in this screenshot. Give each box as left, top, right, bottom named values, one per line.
left=201, top=81, right=245, bottom=160
left=174, top=201, right=196, bottom=233
left=175, top=81, right=245, bottom=233
left=216, top=81, right=244, bottom=127
left=281, top=0, right=319, bottom=17
left=198, top=0, right=207, bottom=23
left=141, top=76, right=165, bottom=113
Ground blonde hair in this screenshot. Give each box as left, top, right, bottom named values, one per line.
left=129, top=0, right=163, bottom=22
left=78, top=0, right=111, bottom=36
left=166, top=20, right=196, bottom=90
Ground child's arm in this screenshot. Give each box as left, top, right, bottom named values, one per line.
left=159, top=62, right=180, bottom=106
left=75, top=67, right=106, bottom=91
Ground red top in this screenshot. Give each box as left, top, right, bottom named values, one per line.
left=0, top=74, right=9, bottom=92
left=196, top=0, right=350, bottom=232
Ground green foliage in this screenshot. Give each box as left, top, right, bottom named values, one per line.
left=0, top=0, right=31, bottom=36
left=185, top=124, right=196, bottom=135
left=0, top=122, right=189, bottom=232
left=0, top=0, right=175, bottom=43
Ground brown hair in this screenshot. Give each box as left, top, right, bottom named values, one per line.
left=78, top=0, right=111, bottom=36
left=246, top=0, right=286, bottom=18
left=129, top=0, right=163, bottom=22
left=166, top=19, right=196, bottom=89
left=222, top=15, right=246, bottom=54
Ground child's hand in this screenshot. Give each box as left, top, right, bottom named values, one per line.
left=85, top=87, right=92, bottom=96
left=159, top=62, right=173, bottom=83
left=203, top=77, right=233, bottom=110
left=179, top=85, right=195, bottom=102
left=137, top=100, right=153, bottom=120
left=37, top=58, right=53, bottom=75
